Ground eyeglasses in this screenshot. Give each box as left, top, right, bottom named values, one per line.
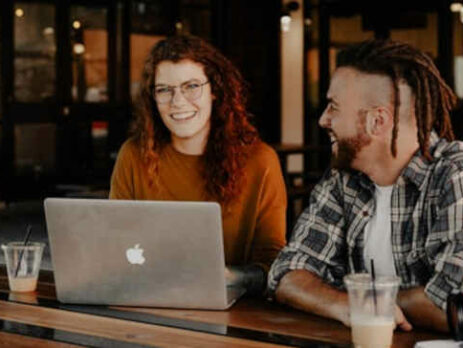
left=153, top=80, right=210, bottom=104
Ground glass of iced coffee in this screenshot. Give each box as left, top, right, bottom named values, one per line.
left=2, top=242, right=45, bottom=292
left=344, top=273, right=399, bottom=348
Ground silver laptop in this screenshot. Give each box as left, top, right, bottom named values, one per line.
left=44, top=198, right=245, bottom=310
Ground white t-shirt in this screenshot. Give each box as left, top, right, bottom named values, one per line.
left=363, top=184, right=396, bottom=276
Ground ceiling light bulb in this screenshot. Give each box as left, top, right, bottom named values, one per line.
left=281, top=15, right=291, bottom=32
left=43, top=27, right=54, bottom=36
left=450, top=2, right=463, bottom=12
left=73, top=20, right=81, bottom=29
left=73, top=43, right=85, bottom=55
left=15, top=8, right=24, bottom=18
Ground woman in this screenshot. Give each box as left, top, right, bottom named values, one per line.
left=110, top=35, right=286, bottom=294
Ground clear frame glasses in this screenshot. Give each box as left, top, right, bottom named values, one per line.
left=153, top=80, right=209, bottom=104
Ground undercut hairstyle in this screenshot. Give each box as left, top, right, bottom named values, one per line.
left=336, top=40, right=457, bottom=160
left=132, top=35, right=259, bottom=204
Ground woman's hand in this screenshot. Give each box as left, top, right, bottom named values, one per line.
left=225, top=265, right=266, bottom=294
left=225, top=266, right=245, bottom=287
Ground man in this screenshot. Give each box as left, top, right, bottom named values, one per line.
left=268, top=40, right=463, bottom=332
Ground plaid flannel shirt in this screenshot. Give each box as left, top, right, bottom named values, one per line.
left=268, top=132, right=463, bottom=310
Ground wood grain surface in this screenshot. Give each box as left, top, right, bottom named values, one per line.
left=0, top=331, right=82, bottom=348
left=0, top=267, right=451, bottom=348
left=0, top=300, right=287, bottom=348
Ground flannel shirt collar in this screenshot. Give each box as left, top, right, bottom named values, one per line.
left=399, top=131, right=441, bottom=191
left=350, top=131, right=442, bottom=192
left=355, top=171, right=374, bottom=192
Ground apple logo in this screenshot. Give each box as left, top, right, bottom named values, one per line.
left=126, top=244, right=145, bottom=265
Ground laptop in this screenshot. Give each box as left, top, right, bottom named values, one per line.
left=44, top=198, right=245, bottom=310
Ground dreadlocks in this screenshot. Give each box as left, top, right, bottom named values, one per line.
left=336, top=40, right=457, bottom=160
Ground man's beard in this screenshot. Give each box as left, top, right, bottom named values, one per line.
left=331, top=131, right=371, bottom=170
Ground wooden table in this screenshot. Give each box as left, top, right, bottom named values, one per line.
left=0, top=267, right=449, bottom=347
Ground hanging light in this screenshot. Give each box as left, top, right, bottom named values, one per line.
left=137, top=2, right=146, bottom=15
left=15, top=8, right=25, bottom=18
left=281, top=15, right=292, bottom=32
left=280, top=1, right=300, bottom=33
left=73, top=43, right=85, bottom=55
left=72, top=20, right=81, bottom=30
left=449, top=2, right=463, bottom=24
left=450, top=2, right=463, bottom=12
left=43, top=27, right=54, bottom=36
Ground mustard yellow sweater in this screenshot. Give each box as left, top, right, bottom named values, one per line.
left=109, top=138, right=287, bottom=271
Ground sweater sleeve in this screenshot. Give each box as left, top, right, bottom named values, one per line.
left=109, top=140, right=136, bottom=200
left=249, top=146, right=287, bottom=272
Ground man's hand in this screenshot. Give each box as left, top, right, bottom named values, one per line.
left=397, top=287, right=448, bottom=332
left=275, top=270, right=418, bottom=331
left=395, top=305, right=413, bottom=331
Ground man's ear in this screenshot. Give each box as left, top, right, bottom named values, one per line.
left=365, top=106, right=393, bottom=136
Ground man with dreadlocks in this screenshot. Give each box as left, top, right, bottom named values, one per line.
left=268, top=40, right=463, bottom=332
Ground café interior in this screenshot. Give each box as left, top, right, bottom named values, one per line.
left=0, top=0, right=463, bottom=346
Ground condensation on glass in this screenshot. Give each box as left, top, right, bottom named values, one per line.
left=71, top=6, right=108, bottom=103
left=14, top=2, right=56, bottom=102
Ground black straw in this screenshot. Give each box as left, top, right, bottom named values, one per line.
left=14, top=225, right=33, bottom=277
left=370, top=258, right=378, bottom=316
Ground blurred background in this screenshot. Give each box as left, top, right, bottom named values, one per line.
left=0, top=0, right=462, bottom=238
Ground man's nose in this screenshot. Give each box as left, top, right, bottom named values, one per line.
left=319, top=109, right=330, bottom=128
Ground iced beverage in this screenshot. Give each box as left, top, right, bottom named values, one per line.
left=344, top=274, right=399, bottom=348
left=8, top=277, right=38, bottom=292
left=2, top=242, right=45, bottom=293
left=351, top=315, right=395, bottom=348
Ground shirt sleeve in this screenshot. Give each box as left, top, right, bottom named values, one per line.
left=109, top=140, right=136, bottom=200
left=249, top=147, right=287, bottom=272
left=424, top=168, right=463, bottom=310
left=267, top=169, right=348, bottom=297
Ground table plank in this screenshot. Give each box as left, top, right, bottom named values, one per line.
left=0, top=300, right=287, bottom=348
left=0, top=267, right=451, bottom=347
left=117, top=298, right=448, bottom=348
left=117, top=299, right=351, bottom=345
left=0, top=331, right=82, bottom=348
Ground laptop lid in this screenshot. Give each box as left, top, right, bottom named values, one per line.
left=44, top=198, right=231, bottom=310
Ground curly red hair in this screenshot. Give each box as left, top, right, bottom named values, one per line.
left=131, top=35, right=260, bottom=204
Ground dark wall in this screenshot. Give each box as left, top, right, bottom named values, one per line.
left=212, top=0, right=281, bottom=144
